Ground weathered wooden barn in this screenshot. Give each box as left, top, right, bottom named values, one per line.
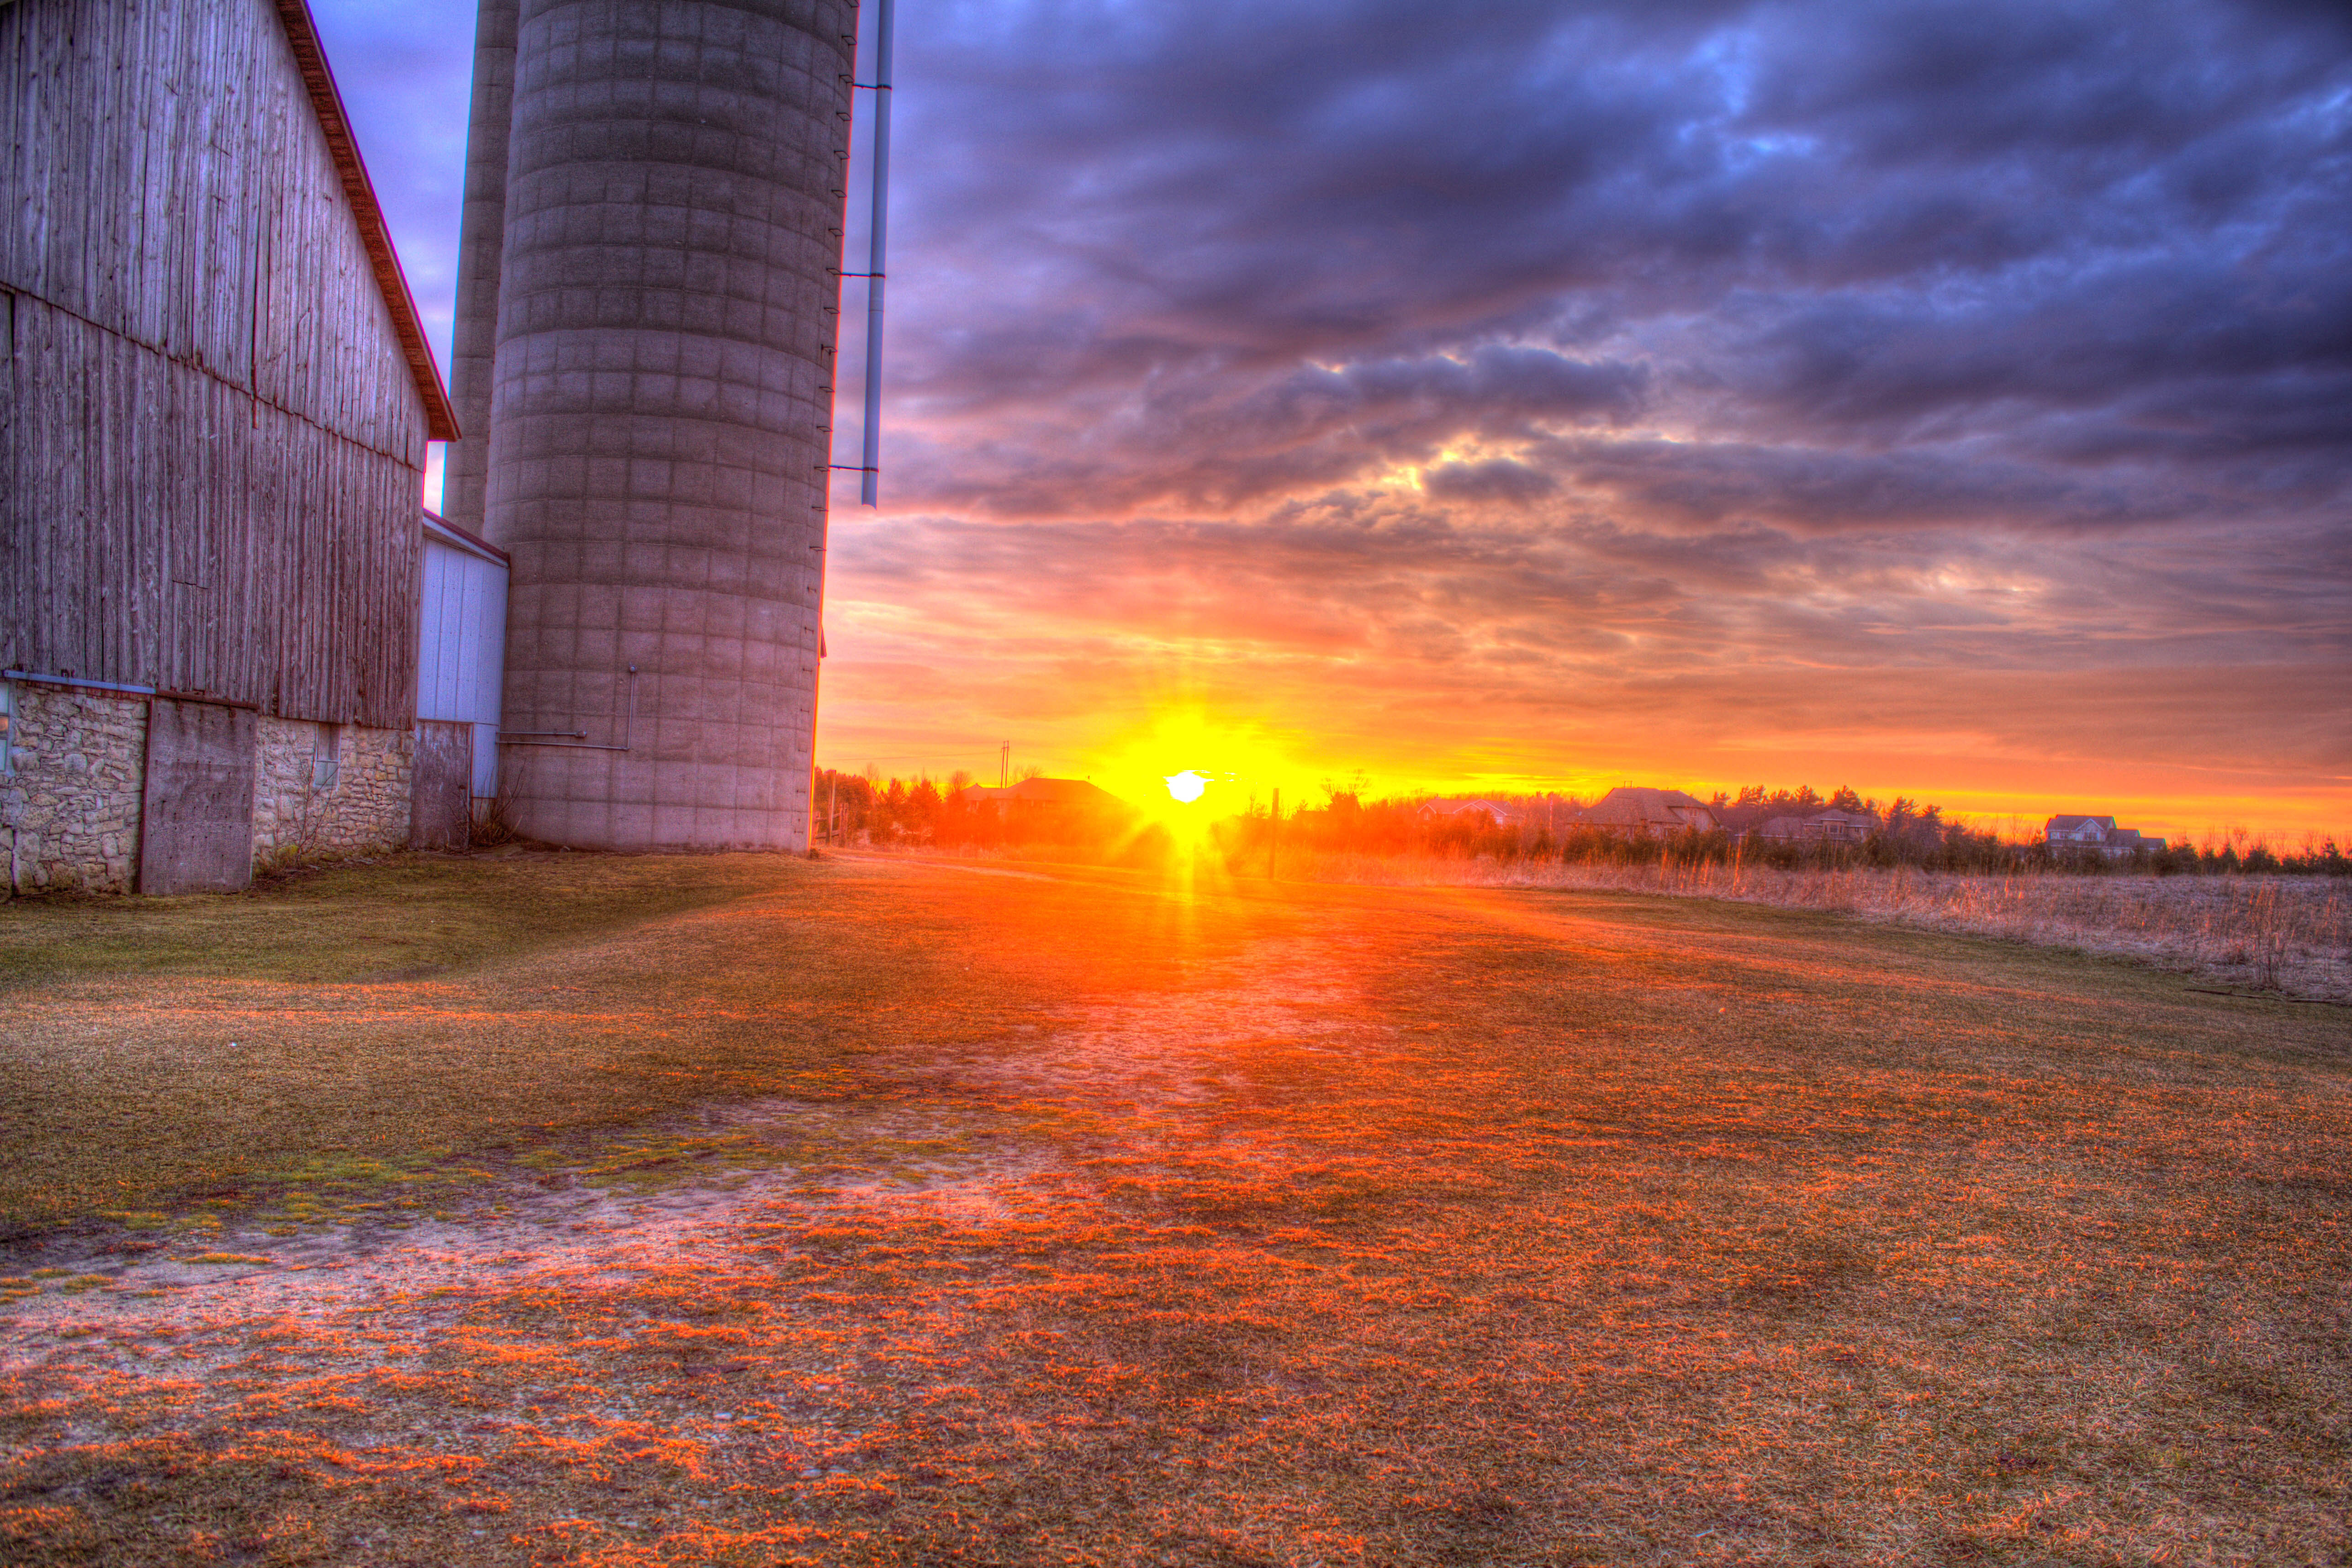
left=0, top=0, right=463, bottom=892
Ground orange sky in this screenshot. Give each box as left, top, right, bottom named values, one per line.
left=813, top=506, right=2348, bottom=846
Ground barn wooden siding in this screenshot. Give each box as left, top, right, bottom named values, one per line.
left=1, top=0, right=436, bottom=729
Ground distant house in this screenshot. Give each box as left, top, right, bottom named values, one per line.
left=2046, top=814, right=2166, bottom=858
left=1759, top=808, right=1878, bottom=845
left=1432, top=798, right=1518, bottom=827
left=1578, top=787, right=1719, bottom=836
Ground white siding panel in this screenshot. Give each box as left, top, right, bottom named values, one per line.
left=417, top=542, right=454, bottom=717
left=416, top=533, right=507, bottom=792
left=455, top=559, right=485, bottom=720
left=438, top=548, right=470, bottom=717
left=471, top=552, right=506, bottom=738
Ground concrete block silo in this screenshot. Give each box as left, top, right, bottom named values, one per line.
left=448, top=0, right=856, bottom=850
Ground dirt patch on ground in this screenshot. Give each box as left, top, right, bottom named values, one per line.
left=2, top=855, right=2347, bottom=1565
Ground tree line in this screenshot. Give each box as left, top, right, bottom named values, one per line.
left=813, top=767, right=2348, bottom=876
left=810, top=768, right=1171, bottom=859
left=1230, top=785, right=2348, bottom=876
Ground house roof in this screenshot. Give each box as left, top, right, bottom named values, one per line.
left=1581, top=787, right=1713, bottom=825
left=2046, top=815, right=2117, bottom=831
left=959, top=777, right=1125, bottom=808
left=271, top=0, right=460, bottom=442
left=1433, top=798, right=1516, bottom=821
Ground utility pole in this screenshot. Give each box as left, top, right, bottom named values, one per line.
left=999, top=742, right=1010, bottom=788
left=857, top=0, right=894, bottom=506
left=1268, top=787, right=1279, bottom=880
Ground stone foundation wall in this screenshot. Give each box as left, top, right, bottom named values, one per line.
left=0, top=685, right=149, bottom=892
left=0, top=687, right=416, bottom=892
left=251, top=718, right=413, bottom=866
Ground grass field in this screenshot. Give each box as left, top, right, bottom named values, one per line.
left=1277, top=853, right=2352, bottom=1004
left=1, top=850, right=2347, bottom=1566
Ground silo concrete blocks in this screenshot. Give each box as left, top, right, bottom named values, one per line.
left=474, top=0, right=855, bottom=850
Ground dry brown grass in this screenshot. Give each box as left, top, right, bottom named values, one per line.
left=0, top=853, right=2347, bottom=1566
left=0, top=851, right=861, bottom=1232
left=1294, top=853, right=2352, bottom=1004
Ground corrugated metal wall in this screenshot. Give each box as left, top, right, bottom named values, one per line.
left=0, top=0, right=431, bottom=729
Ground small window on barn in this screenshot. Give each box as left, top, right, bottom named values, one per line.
left=0, top=683, right=13, bottom=776
left=313, top=723, right=342, bottom=790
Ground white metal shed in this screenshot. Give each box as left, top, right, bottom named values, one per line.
left=417, top=512, right=508, bottom=803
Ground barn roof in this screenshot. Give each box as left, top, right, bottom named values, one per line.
left=271, top=0, right=460, bottom=442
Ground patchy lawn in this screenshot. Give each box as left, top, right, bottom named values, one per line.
left=0, top=851, right=2346, bottom=1566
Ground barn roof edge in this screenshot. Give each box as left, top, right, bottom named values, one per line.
left=272, top=0, right=461, bottom=443
left=423, top=509, right=510, bottom=566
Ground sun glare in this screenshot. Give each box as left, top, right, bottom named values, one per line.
left=1085, top=704, right=1304, bottom=819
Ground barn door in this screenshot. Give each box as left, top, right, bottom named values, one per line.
left=409, top=720, right=473, bottom=850
left=138, top=698, right=258, bottom=895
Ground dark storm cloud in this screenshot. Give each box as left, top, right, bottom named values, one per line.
left=1422, top=460, right=1559, bottom=507
left=1524, top=434, right=2212, bottom=532
left=879, top=344, right=1642, bottom=514
left=877, top=0, right=2351, bottom=536
left=1713, top=251, right=2352, bottom=464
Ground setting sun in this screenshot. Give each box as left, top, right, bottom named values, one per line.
left=1076, top=703, right=1313, bottom=822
